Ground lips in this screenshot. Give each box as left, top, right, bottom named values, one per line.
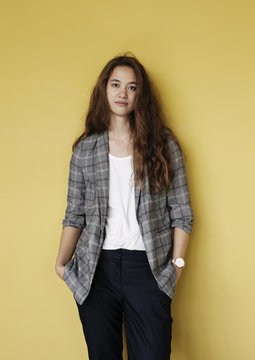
left=115, top=101, right=128, bottom=105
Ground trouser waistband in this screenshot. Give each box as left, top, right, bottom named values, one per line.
left=99, top=248, right=148, bottom=263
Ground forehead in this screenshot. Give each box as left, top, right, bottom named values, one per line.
left=109, top=66, right=136, bottom=81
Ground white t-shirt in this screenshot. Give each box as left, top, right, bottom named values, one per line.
left=102, top=153, right=145, bottom=250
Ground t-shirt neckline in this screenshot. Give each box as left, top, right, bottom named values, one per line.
left=109, top=153, right=132, bottom=159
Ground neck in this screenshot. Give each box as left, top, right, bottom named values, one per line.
left=108, top=117, right=132, bottom=141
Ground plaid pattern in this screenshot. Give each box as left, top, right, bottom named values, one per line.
left=62, top=130, right=194, bottom=305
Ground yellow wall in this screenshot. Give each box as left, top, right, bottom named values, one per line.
left=1, top=0, right=254, bottom=359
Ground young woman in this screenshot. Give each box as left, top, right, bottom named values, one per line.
left=55, top=53, right=194, bottom=359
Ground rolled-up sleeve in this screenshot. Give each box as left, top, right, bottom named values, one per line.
left=166, top=139, right=194, bottom=234
left=62, top=141, right=86, bottom=229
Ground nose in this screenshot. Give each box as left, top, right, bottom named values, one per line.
left=119, top=86, right=128, bottom=98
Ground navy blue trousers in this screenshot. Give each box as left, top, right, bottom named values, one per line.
left=75, top=248, right=173, bottom=360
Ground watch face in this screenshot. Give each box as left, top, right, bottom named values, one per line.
left=175, top=258, right=185, bottom=267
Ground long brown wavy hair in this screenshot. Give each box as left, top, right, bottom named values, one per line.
left=72, top=51, right=184, bottom=194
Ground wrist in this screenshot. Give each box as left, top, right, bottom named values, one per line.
left=55, top=262, right=65, bottom=267
left=55, top=264, right=65, bottom=280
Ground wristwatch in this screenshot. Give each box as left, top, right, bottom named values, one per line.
left=172, top=257, right=185, bottom=268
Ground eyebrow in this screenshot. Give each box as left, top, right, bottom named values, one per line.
left=110, top=79, right=138, bottom=85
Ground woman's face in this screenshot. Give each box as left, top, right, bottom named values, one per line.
left=106, top=66, right=137, bottom=119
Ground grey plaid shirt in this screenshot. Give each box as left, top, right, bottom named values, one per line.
left=62, top=130, right=194, bottom=305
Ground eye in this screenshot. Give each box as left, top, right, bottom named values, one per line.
left=111, top=83, right=119, bottom=88
left=129, top=86, right=137, bottom=91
